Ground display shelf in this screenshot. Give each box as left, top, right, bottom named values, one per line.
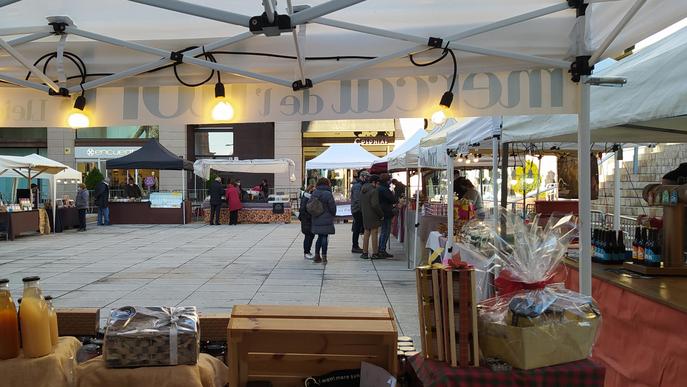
left=622, top=261, right=687, bottom=276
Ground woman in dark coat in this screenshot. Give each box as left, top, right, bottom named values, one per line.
left=299, top=185, right=316, bottom=259
left=310, top=178, right=337, bottom=263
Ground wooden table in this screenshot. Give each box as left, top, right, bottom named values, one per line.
left=0, top=210, right=40, bottom=240
left=108, top=201, right=191, bottom=224
left=559, top=258, right=687, bottom=386
left=229, top=305, right=398, bottom=387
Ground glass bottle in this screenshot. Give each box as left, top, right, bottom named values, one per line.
left=637, top=228, right=646, bottom=265
left=632, top=227, right=640, bottom=264
left=617, top=230, right=627, bottom=262
left=0, top=279, right=20, bottom=360
left=644, top=229, right=655, bottom=265
left=43, top=296, right=59, bottom=347
left=19, top=276, right=52, bottom=358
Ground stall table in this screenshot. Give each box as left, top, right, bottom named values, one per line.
left=203, top=204, right=291, bottom=224
left=108, top=201, right=191, bottom=224
left=47, top=207, right=80, bottom=232
left=558, top=258, right=687, bottom=387
left=408, top=355, right=604, bottom=387
left=0, top=209, right=40, bottom=240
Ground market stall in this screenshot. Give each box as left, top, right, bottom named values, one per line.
left=0, top=154, right=69, bottom=237
left=106, top=140, right=192, bottom=225
left=194, top=158, right=296, bottom=224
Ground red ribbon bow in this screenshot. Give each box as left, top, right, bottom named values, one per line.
left=494, top=270, right=554, bottom=296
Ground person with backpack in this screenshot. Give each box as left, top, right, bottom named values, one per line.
left=299, top=185, right=316, bottom=259
left=360, top=175, right=383, bottom=259
left=308, top=178, right=337, bottom=263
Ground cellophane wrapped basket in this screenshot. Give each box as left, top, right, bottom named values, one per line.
left=463, top=211, right=601, bottom=370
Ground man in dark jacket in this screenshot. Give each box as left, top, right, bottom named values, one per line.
left=391, top=179, right=406, bottom=201
left=209, top=176, right=224, bottom=225
left=124, top=177, right=142, bottom=199
left=299, top=185, right=316, bottom=260
left=360, top=175, right=383, bottom=259
left=94, top=177, right=110, bottom=226
left=378, top=173, right=397, bottom=258
left=310, top=178, right=337, bottom=263
left=350, top=170, right=369, bottom=253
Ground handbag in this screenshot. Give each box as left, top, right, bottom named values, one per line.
left=306, top=196, right=325, bottom=217
left=304, top=369, right=360, bottom=387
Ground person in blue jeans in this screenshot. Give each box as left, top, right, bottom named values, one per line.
left=94, top=177, right=110, bottom=225
left=377, top=173, right=397, bottom=258
left=310, top=178, right=337, bottom=263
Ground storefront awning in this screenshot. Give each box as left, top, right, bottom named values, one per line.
left=193, top=158, right=296, bottom=180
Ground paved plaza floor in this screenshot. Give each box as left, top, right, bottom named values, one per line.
left=0, top=223, right=419, bottom=341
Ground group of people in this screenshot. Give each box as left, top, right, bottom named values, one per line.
left=351, top=171, right=399, bottom=259
left=298, top=170, right=402, bottom=263
left=208, top=177, right=243, bottom=225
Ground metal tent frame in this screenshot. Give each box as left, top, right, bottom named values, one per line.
left=0, top=0, right=664, bottom=295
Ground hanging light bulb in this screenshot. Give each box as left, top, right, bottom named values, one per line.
left=211, top=82, right=234, bottom=121
left=474, top=153, right=481, bottom=163
left=457, top=153, right=464, bottom=162
left=67, top=95, right=90, bottom=129
left=465, top=158, right=471, bottom=164
left=430, top=91, right=453, bottom=125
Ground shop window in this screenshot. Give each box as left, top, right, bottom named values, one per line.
left=76, top=125, right=159, bottom=139
left=194, top=131, right=234, bottom=157
left=0, top=128, right=47, bottom=141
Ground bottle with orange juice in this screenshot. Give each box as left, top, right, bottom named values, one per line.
left=19, top=276, right=52, bottom=358
left=43, top=296, right=59, bottom=346
left=0, top=278, right=20, bottom=360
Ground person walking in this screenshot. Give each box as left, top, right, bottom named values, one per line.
left=310, top=178, right=336, bottom=263
left=378, top=173, right=397, bottom=258
left=75, top=183, right=89, bottom=231
left=209, top=176, right=224, bottom=225
left=225, top=182, right=242, bottom=225
left=299, top=185, right=316, bottom=259
left=94, top=177, right=110, bottom=226
left=360, top=175, right=383, bottom=259
left=350, top=170, right=368, bottom=253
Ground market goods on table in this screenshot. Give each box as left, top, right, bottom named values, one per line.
left=104, top=306, right=200, bottom=368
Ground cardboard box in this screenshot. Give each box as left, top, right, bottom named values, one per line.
left=478, top=317, right=599, bottom=370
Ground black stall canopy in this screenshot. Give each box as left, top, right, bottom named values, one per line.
left=106, top=139, right=192, bottom=170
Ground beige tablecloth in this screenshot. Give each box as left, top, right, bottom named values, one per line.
left=76, top=353, right=228, bottom=387
left=1, top=336, right=81, bottom=387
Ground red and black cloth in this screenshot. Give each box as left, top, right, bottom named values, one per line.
left=408, top=355, right=605, bottom=387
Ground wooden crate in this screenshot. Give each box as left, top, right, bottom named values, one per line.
left=198, top=312, right=231, bottom=342
left=56, top=308, right=100, bottom=337
left=416, top=267, right=480, bottom=367
left=228, top=305, right=398, bottom=387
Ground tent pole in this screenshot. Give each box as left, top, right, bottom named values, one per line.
left=446, top=152, right=455, bottom=263
left=492, top=136, right=499, bottom=222
left=52, top=176, right=56, bottom=233
left=578, top=78, right=592, bottom=296
left=411, top=143, right=422, bottom=269
left=181, top=169, right=186, bottom=225
left=613, top=147, right=623, bottom=230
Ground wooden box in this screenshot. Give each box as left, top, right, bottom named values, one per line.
left=416, top=267, right=479, bottom=367
left=56, top=308, right=100, bottom=337
left=228, top=305, right=398, bottom=387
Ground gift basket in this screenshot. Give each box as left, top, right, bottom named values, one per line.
left=465, top=211, right=601, bottom=370
left=103, top=306, right=199, bottom=368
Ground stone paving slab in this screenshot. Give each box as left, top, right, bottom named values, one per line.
left=0, top=222, right=420, bottom=343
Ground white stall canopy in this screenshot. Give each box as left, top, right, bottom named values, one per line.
left=502, top=25, right=687, bottom=144
left=306, top=143, right=380, bottom=170
left=0, top=154, right=68, bottom=178
left=54, top=166, right=83, bottom=183
left=194, top=158, right=296, bottom=180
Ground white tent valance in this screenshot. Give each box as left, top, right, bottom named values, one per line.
left=193, top=158, right=296, bottom=180
left=305, top=143, right=380, bottom=170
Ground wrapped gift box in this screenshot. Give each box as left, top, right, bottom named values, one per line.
left=104, top=306, right=199, bottom=368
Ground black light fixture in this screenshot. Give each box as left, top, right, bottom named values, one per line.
left=67, top=87, right=89, bottom=129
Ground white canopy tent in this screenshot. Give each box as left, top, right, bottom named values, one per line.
left=0, top=0, right=684, bottom=293
left=54, top=166, right=83, bottom=183
left=0, top=153, right=68, bottom=232
left=375, top=128, right=428, bottom=165
left=193, top=158, right=296, bottom=180
left=305, top=143, right=380, bottom=170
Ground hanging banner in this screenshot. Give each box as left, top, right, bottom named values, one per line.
left=0, top=68, right=576, bottom=127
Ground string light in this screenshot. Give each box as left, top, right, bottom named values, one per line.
left=211, top=81, right=234, bottom=121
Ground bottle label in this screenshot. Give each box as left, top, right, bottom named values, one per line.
left=638, top=247, right=645, bottom=261
left=646, top=249, right=661, bottom=264
left=632, top=246, right=638, bottom=261
left=671, top=191, right=679, bottom=205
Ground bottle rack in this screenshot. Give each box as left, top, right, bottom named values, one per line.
left=623, top=203, right=687, bottom=276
